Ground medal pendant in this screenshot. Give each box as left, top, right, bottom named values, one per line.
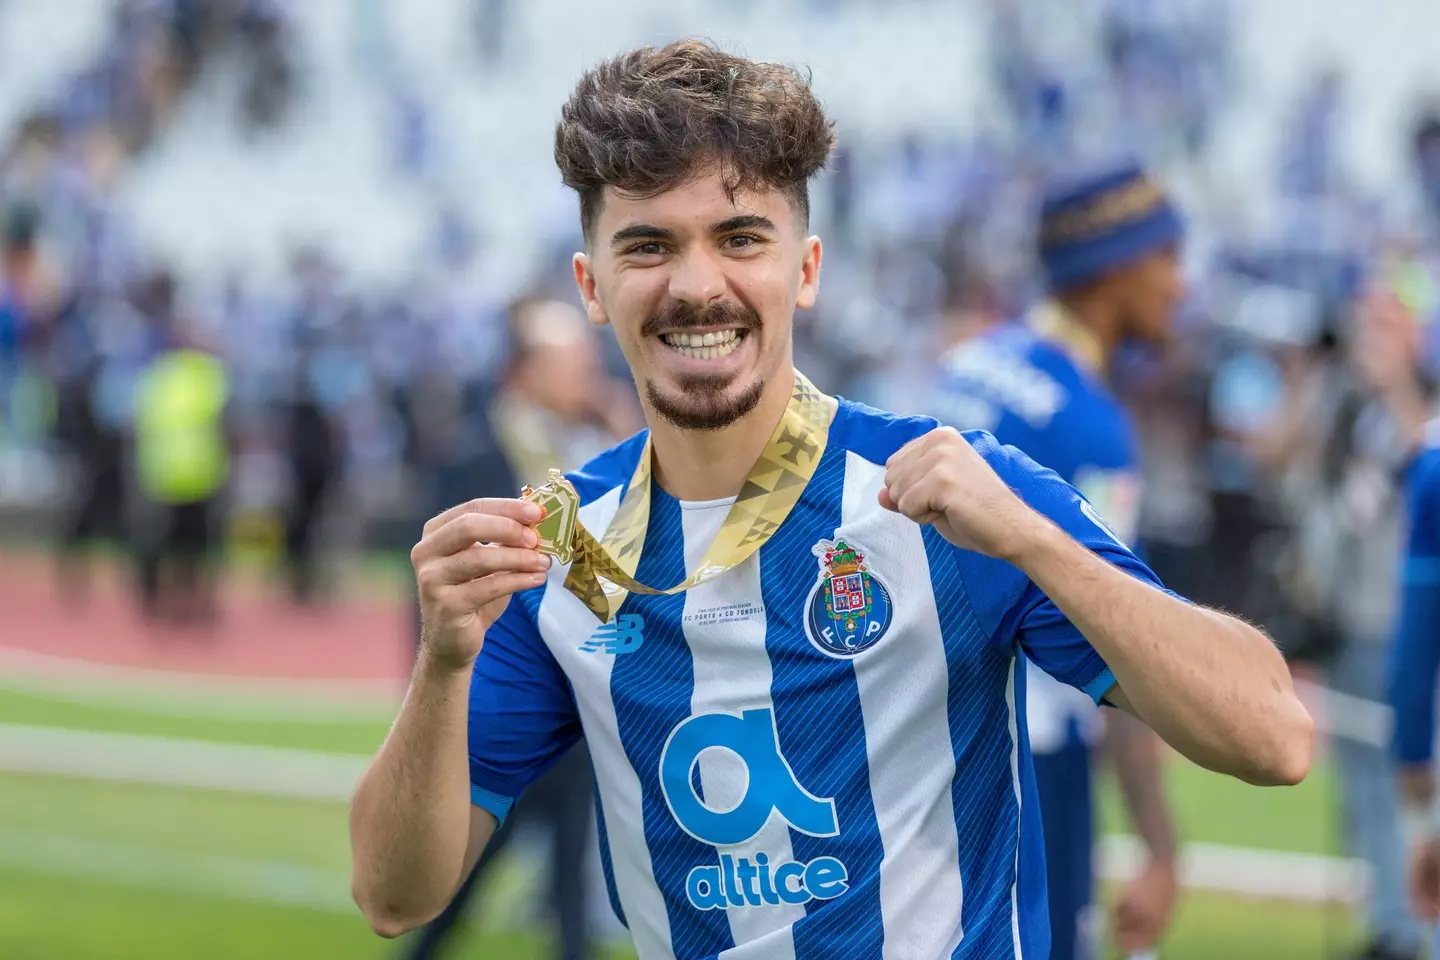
left=520, top=469, right=580, bottom=565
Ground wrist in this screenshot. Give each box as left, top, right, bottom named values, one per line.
left=997, top=510, right=1065, bottom=567
left=1383, top=381, right=1429, bottom=435
left=1144, top=852, right=1179, bottom=875
left=415, top=641, right=479, bottom=681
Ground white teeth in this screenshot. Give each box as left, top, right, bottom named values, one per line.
left=663, top=330, right=743, bottom=360
left=661, top=329, right=742, bottom=355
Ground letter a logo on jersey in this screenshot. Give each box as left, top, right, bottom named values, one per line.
left=660, top=708, right=838, bottom=846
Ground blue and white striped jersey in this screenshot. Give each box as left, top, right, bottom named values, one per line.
left=466, top=397, right=1163, bottom=960
left=931, top=317, right=1142, bottom=755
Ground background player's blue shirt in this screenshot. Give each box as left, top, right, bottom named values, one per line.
left=463, top=397, right=1166, bottom=960
left=1387, top=422, right=1440, bottom=766
left=931, top=315, right=1142, bottom=753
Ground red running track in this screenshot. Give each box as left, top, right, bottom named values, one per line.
left=0, top=551, right=415, bottom=682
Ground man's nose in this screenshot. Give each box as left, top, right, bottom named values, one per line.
left=667, top=248, right=728, bottom=307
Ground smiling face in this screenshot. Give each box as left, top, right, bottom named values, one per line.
left=573, top=172, right=822, bottom=431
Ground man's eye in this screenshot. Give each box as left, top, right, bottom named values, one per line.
left=724, top=234, right=761, bottom=250
left=627, top=242, right=667, bottom=256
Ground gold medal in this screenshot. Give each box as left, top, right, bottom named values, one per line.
left=519, top=370, right=837, bottom=623
left=520, top=469, right=581, bottom=565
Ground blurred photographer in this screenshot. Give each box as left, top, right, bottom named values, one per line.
left=1268, top=283, right=1430, bottom=960
left=401, top=298, right=639, bottom=960
left=1362, top=284, right=1440, bottom=954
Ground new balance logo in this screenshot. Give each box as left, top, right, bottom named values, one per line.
left=579, top=614, right=645, bottom=655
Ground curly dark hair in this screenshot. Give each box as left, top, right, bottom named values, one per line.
left=555, top=40, right=837, bottom=239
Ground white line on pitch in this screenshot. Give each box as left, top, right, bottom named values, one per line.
left=0, top=827, right=357, bottom=914
left=0, top=723, right=366, bottom=801
left=0, top=647, right=400, bottom=722
left=0, top=723, right=1366, bottom=906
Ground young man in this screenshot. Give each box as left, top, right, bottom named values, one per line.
left=930, top=163, right=1184, bottom=960
left=350, top=41, right=1313, bottom=960
left=1394, top=425, right=1440, bottom=934
left=1362, top=287, right=1440, bottom=952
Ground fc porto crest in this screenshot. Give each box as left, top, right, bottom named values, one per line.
left=804, top=538, right=893, bottom=658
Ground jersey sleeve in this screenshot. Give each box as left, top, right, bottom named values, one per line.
left=467, top=588, right=582, bottom=823
left=951, top=431, right=1171, bottom=703
left=1388, top=453, right=1440, bottom=766
left=1068, top=405, right=1144, bottom=549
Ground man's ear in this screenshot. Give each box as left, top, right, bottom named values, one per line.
left=574, top=253, right=609, bottom=327
left=795, top=235, right=822, bottom=310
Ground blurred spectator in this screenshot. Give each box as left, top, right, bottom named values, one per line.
left=1411, top=104, right=1440, bottom=232
left=1280, top=67, right=1347, bottom=200
left=51, top=347, right=126, bottom=606
left=403, top=300, right=638, bottom=960
left=280, top=349, right=343, bottom=605
left=236, top=0, right=297, bottom=136
left=473, top=0, right=509, bottom=69
left=1102, top=0, right=1232, bottom=159
left=1259, top=288, right=1428, bottom=960
left=130, top=275, right=231, bottom=626
left=490, top=299, right=643, bottom=485
left=0, top=199, right=64, bottom=449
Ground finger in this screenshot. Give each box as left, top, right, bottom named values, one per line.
left=891, top=472, right=944, bottom=521
left=425, top=544, right=551, bottom=587
left=423, top=497, right=544, bottom=538
left=422, top=512, right=540, bottom=562
left=883, top=430, right=940, bottom=474
left=877, top=486, right=897, bottom=512
left=446, top=570, right=551, bottom=611
left=882, top=457, right=928, bottom=513
left=886, top=440, right=955, bottom=499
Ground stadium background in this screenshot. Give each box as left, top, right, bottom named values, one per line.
left=1, top=0, right=1438, bottom=957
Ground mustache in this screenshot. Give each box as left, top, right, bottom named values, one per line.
left=641, top=299, right=762, bottom=338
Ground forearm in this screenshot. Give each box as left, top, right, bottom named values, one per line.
left=349, top=650, right=483, bottom=936
left=1013, top=524, right=1313, bottom=786
left=1106, top=710, right=1177, bottom=863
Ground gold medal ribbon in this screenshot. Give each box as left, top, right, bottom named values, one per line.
left=521, top=370, right=837, bottom=623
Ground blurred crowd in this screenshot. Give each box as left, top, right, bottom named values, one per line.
left=1, top=0, right=1440, bottom=955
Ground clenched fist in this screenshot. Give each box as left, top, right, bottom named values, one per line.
left=411, top=498, right=553, bottom=670
left=878, top=427, right=1044, bottom=560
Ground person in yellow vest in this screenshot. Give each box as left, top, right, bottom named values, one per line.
left=131, top=325, right=230, bottom=625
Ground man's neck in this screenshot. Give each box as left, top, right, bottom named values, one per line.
left=646, top=368, right=796, bottom=502
left=1042, top=295, right=1121, bottom=374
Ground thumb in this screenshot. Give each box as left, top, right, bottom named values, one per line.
left=878, top=486, right=897, bottom=512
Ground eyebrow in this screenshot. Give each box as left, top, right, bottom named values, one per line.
left=711, top=214, right=777, bottom=235
left=609, top=224, right=675, bottom=248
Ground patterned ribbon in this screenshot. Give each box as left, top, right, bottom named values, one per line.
left=523, top=370, right=837, bottom=623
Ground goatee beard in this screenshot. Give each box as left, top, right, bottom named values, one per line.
left=645, top=375, right=765, bottom=431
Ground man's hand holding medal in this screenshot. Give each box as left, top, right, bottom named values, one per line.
left=410, top=496, right=555, bottom=672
